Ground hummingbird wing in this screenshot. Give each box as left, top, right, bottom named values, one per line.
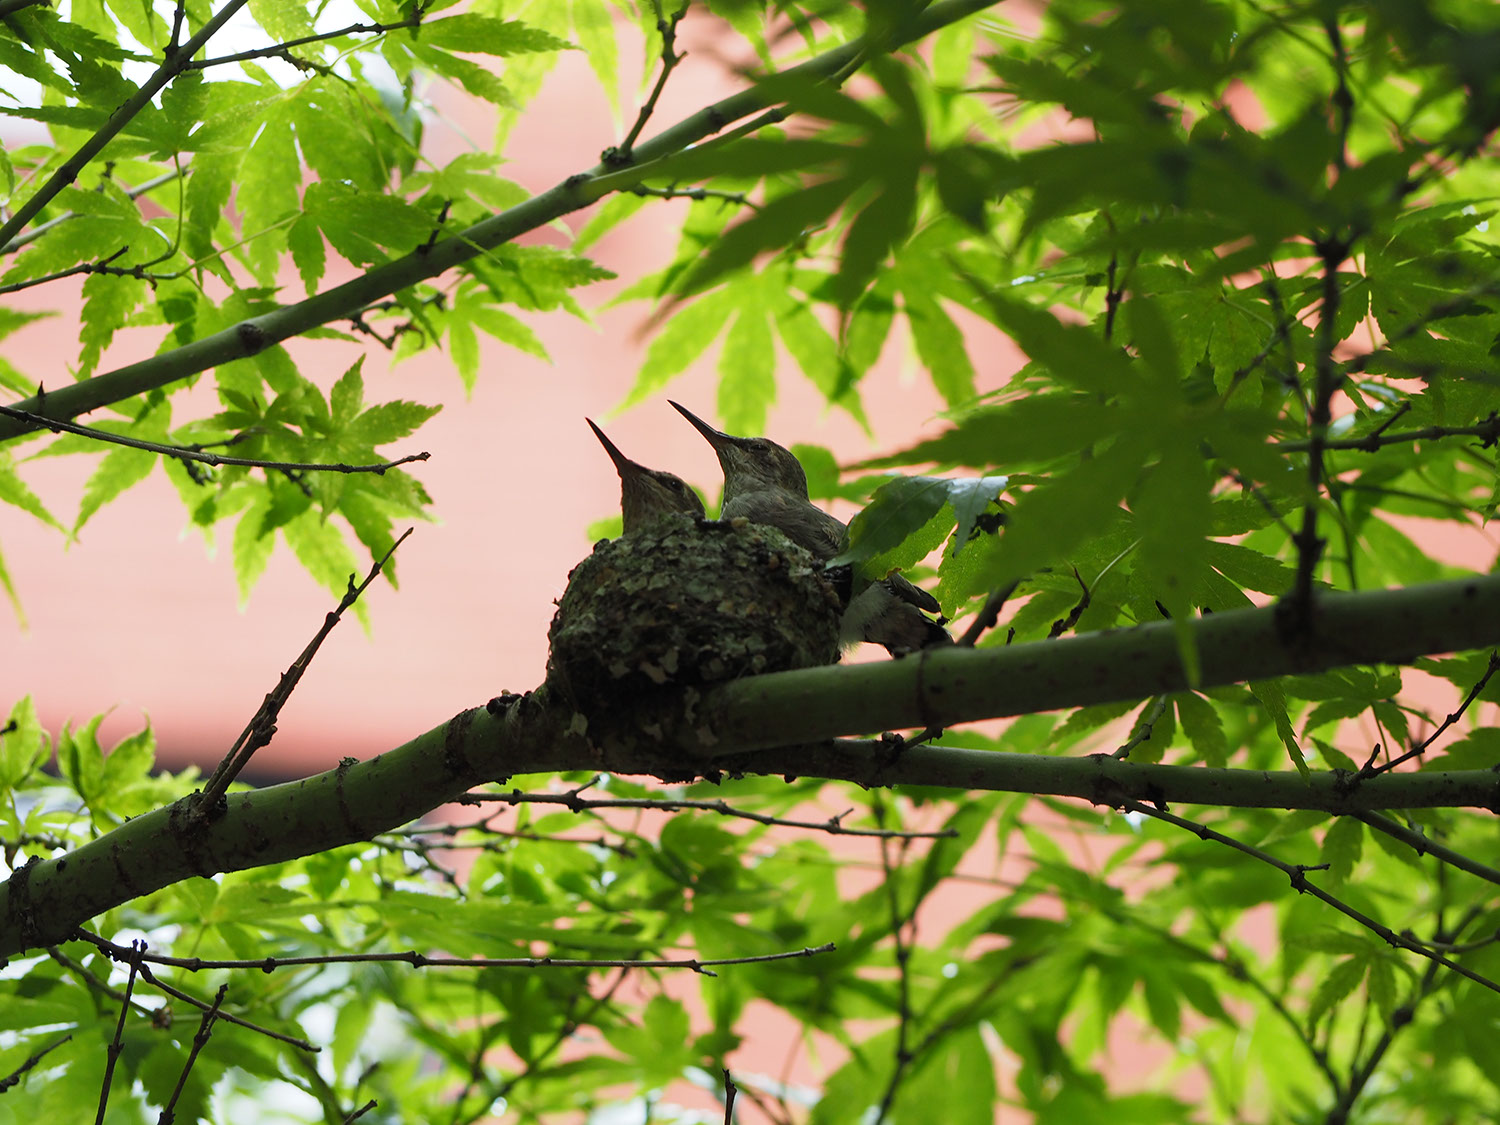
left=725, top=490, right=846, bottom=559
left=843, top=582, right=953, bottom=654
left=882, top=571, right=941, bottom=615
left=797, top=502, right=848, bottom=559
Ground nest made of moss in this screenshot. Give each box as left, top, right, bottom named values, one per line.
left=546, top=514, right=841, bottom=758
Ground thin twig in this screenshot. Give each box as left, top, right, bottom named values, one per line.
left=1102, top=212, right=1123, bottom=342
left=1325, top=906, right=1483, bottom=1125
left=1286, top=238, right=1350, bottom=626
left=47, top=944, right=150, bottom=1009
left=1324, top=14, right=1353, bottom=174
left=384, top=819, right=637, bottom=859
left=722, top=1068, right=738, bottom=1125
left=1046, top=567, right=1091, bottom=639
left=1365, top=649, right=1500, bottom=775
left=957, top=579, right=1019, bottom=646
left=0, top=246, right=147, bottom=296
left=71, top=932, right=321, bottom=1051
left=457, top=785, right=957, bottom=839
left=1356, top=811, right=1500, bottom=887
left=160, top=985, right=228, bottom=1122
left=0, top=403, right=429, bottom=474
left=1112, top=695, right=1167, bottom=759
left=1276, top=413, right=1500, bottom=455
left=588, top=104, right=794, bottom=202
left=0, top=1033, right=71, bottom=1092
left=143, top=965, right=316, bottom=1050
left=614, top=3, right=691, bottom=160
left=80, top=930, right=837, bottom=978
left=168, top=0, right=186, bottom=55
left=192, top=529, right=414, bottom=819
left=626, top=183, right=758, bottom=208
left=1124, top=801, right=1500, bottom=996
left=95, top=940, right=144, bottom=1125
left=185, top=14, right=428, bottom=70
left=871, top=798, right=916, bottom=1125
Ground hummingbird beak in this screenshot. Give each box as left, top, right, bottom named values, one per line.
left=669, top=401, right=735, bottom=454
left=586, top=418, right=639, bottom=480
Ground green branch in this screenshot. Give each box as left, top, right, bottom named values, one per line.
left=0, top=0, right=1004, bottom=444
left=4, top=571, right=1499, bottom=958
left=698, top=572, right=1500, bottom=752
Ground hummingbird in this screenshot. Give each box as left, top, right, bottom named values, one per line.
left=587, top=419, right=705, bottom=533
left=669, top=402, right=951, bottom=655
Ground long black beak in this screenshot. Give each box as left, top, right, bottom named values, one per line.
left=586, top=418, right=637, bottom=477
left=668, top=401, right=734, bottom=451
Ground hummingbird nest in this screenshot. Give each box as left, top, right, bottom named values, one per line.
left=546, top=514, right=841, bottom=766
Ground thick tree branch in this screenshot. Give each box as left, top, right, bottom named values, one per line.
left=0, top=0, right=1003, bottom=444
left=699, top=572, right=1500, bottom=753
left=4, top=571, right=1500, bottom=957
left=0, top=695, right=592, bottom=959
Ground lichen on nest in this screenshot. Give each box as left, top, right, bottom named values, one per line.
left=546, top=514, right=841, bottom=762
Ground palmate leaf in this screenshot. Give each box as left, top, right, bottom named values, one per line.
left=833, top=474, right=1008, bottom=574
left=233, top=486, right=275, bottom=606
left=0, top=542, right=21, bottom=628
left=77, top=271, right=148, bottom=378
left=467, top=245, right=614, bottom=315
left=618, top=287, right=736, bottom=412
left=283, top=508, right=370, bottom=630
left=304, top=183, right=437, bottom=269
left=834, top=161, right=918, bottom=309
left=1249, top=678, right=1307, bottom=777
left=672, top=178, right=859, bottom=300
left=248, top=0, right=313, bottom=41
left=1132, top=442, right=1211, bottom=683
left=293, top=82, right=395, bottom=191
left=0, top=26, right=75, bottom=95
left=968, top=287, right=1130, bottom=393
left=286, top=213, right=325, bottom=294
left=938, top=435, right=1146, bottom=603
left=236, top=102, right=300, bottom=284
left=0, top=185, right=149, bottom=284
left=891, top=230, right=983, bottom=404
left=74, top=446, right=157, bottom=533
left=399, top=41, right=514, bottom=107
left=0, top=696, right=49, bottom=787
left=0, top=452, right=66, bottom=534
left=414, top=14, right=574, bottom=56
left=865, top=393, right=1119, bottom=470
left=644, top=137, right=856, bottom=186
left=717, top=284, right=776, bottom=436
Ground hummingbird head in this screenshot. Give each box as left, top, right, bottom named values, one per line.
left=669, top=401, right=809, bottom=502
left=588, top=419, right=704, bottom=534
